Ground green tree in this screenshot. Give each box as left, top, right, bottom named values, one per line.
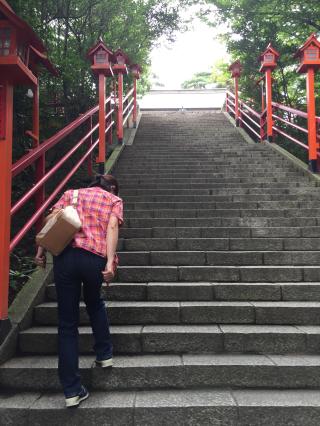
left=182, top=71, right=212, bottom=88
left=202, top=0, right=320, bottom=109
left=211, top=59, right=230, bottom=87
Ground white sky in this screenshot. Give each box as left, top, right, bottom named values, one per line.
left=150, top=7, right=228, bottom=89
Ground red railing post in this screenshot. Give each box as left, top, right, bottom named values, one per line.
left=87, top=115, right=93, bottom=177
left=133, top=77, right=138, bottom=128
left=234, top=75, right=240, bottom=126
left=0, top=81, right=13, bottom=337
left=97, top=73, right=106, bottom=173
left=259, top=44, right=280, bottom=142
left=226, top=92, right=229, bottom=113
left=107, top=99, right=113, bottom=146
left=117, top=72, right=124, bottom=144
left=265, top=68, right=273, bottom=142
left=32, top=84, right=45, bottom=232
left=306, top=68, right=318, bottom=172
left=294, top=34, right=320, bottom=172
left=228, top=61, right=242, bottom=126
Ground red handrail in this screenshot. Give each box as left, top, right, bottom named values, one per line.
left=226, top=92, right=320, bottom=154
left=10, top=96, right=114, bottom=251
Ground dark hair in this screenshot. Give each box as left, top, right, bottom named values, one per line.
left=89, top=174, right=119, bottom=195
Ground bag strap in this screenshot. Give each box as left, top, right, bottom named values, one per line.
left=72, top=189, right=79, bottom=207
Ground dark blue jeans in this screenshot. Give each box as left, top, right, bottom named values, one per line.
left=53, top=247, right=113, bottom=397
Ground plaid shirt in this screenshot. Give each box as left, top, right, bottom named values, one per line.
left=53, top=187, right=123, bottom=258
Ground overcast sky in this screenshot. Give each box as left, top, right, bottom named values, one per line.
left=150, top=8, right=228, bottom=89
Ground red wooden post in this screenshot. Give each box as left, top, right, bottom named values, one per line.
left=0, top=81, right=13, bottom=336
left=306, top=68, right=318, bottom=171
left=98, top=72, right=106, bottom=172
left=234, top=75, right=239, bottom=126
left=87, top=39, right=114, bottom=173
left=0, top=0, right=57, bottom=339
left=133, top=77, right=137, bottom=127
left=107, top=97, right=113, bottom=146
left=87, top=115, right=93, bottom=176
left=265, top=68, right=273, bottom=141
left=259, top=44, right=280, bottom=142
left=117, top=72, right=124, bottom=144
left=33, top=84, right=45, bottom=232
left=131, top=64, right=141, bottom=129
left=228, top=60, right=242, bottom=127
left=294, top=33, right=320, bottom=172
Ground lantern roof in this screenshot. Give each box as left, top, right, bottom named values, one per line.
left=259, top=43, right=280, bottom=61
left=87, top=38, right=114, bottom=61
left=29, top=46, right=59, bottom=76
left=228, top=60, right=241, bottom=72
left=294, top=33, right=320, bottom=58
left=131, top=63, right=142, bottom=73
left=0, top=0, right=57, bottom=75
left=114, top=48, right=130, bottom=65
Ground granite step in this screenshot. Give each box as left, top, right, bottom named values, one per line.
left=4, top=388, right=320, bottom=426
left=119, top=237, right=320, bottom=251
left=18, top=324, right=320, bottom=355
left=33, top=301, right=320, bottom=326
left=116, top=250, right=320, bottom=266
left=45, top=282, right=320, bottom=302
left=3, top=354, right=320, bottom=391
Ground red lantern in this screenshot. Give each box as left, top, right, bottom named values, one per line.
left=259, top=44, right=279, bottom=72
left=113, top=48, right=130, bottom=75
left=0, top=0, right=57, bottom=85
left=131, top=63, right=142, bottom=79
left=87, top=38, right=114, bottom=77
left=228, top=60, right=242, bottom=78
left=294, top=33, right=320, bottom=74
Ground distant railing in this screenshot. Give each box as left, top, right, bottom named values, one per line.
left=226, top=89, right=320, bottom=160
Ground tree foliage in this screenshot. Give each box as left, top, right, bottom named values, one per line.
left=202, top=0, right=320, bottom=110
left=10, top=0, right=187, bottom=119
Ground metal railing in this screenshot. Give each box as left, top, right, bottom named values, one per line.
left=10, top=97, right=114, bottom=251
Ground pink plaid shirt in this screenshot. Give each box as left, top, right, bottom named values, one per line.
left=53, top=187, right=123, bottom=258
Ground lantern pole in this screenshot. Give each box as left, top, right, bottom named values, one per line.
left=234, top=75, right=240, bottom=127
left=306, top=67, right=318, bottom=172
left=133, top=76, right=137, bottom=128
left=265, top=68, right=273, bottom=142
left=33, top=83, right=45, bottom=232
left=98, top=72, right=106, bottom=173
left=117, top=72, right=124, bottom=144
left=0, top=80, right=13, bottom=340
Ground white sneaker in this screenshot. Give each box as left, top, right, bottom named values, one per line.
left=94, top=358, right=113, bottom=368
left=65, top=386, right=89, bottom=408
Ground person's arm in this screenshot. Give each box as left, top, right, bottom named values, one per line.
left=102, top=215, right=119, bottom=284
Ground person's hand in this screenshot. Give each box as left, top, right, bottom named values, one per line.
left=35, top=247, right=46, bottom=268
left=102, top=258, right=116, bottom=285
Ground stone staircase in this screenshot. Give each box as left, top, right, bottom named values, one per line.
left=2, top=111, right=320, bottom=425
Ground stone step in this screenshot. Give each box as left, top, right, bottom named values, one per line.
left=46, top=282, right=320, bottom=302
left=126, top=217, right=319, bottom=228
left=18, top=324, right=320, bottom=355
left=121, top=187, right=318, bottom=197
left=4, top=388, right=320, bottom=425
left=125, top=201, right=320, bottom=210
left=116, top=265, right=320, bottom=282
left=124, top=208, right=320, bottom=219
left=119, top=178, right=308, bottom=187
left=3, top=354, right=320, bottom=392
left=119, top=237, right=320, bottom=251
left=120, top=227, right=320, bottom=239
left=116, top=250, right=320, bottom=266
left=122, top=194, right=320, bottom=202
left=34, top=301, right=320, bottom=326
